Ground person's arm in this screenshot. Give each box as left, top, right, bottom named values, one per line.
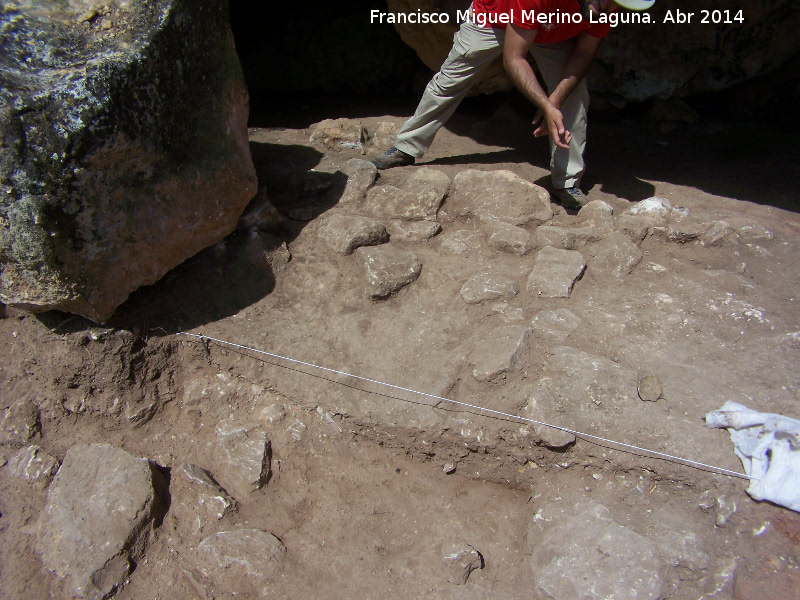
left=532, top=31, right=602, bottom=138
left=503, top=23, right=571, bottom=149
left=549, top=32, right=602, bottom=109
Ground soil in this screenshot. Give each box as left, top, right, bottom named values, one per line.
left=1, top=95, right=799, bottom=599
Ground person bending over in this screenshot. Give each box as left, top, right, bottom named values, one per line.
left=373, top=0, right=655, bottom=209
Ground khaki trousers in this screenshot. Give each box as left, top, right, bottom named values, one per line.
left=394, top=21, right=589, bottom=189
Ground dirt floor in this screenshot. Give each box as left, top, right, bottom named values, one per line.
left=1, top=96, right=800, bottom=599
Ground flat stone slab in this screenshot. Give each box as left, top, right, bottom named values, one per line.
left=441, top=542, right=483, bottom=585
left=171, top=463, right=238, bottom=536
left=358, top=246, right=422, bottom=298
left=577, top=199, right=614, bottom=229
left=215, top=423, right=271, bottom=498
left=530, top=499, right=663, bottom=600
left=36, top=443, right=156, bottom=600
left=589, top=231, right=643, bottom=277
left=450, top=169, right=553, bottom=225
left=526, top=247, right=586, bottom=298
left=195, top=529, right=287, bottom=587
left=440, top=230, right=483, bottom=255
left=468, top=325, right=530, bottom=382
left=483, top=220, right=531, bottom=255
left=364, top=167, right=450, bottom=222
left=530, top=308, right=582, bottom=341
left=317, top=214, right=388, bottom=255
left=387, top=219, right=441, bottom=243
left=338, top=159, right=377, bottom=204
left=0, top=399, right=40, bottom=447
left=310, top=118, right=365, bottom=150
left=460, top=272, right=519, bottom=304
left=534, top=225, right=602, bottom=250
left=5, top=444, right=59, bottom=490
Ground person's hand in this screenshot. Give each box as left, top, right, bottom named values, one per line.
left=532, top=106, right=571, bottom=148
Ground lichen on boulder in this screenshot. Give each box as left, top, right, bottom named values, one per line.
left=0, top=0, right=257, bottom=322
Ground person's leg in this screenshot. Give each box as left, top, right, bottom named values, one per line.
left=391, top=22, right=504, bottom=159
left=529, top=40, right=589, bottom=191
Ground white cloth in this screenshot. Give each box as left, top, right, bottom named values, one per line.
left=705, top=401, right=800, bottom=512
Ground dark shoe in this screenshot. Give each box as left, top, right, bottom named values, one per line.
left=372, top=146, right=415, bottom=170
left=552, top=187, right=588, bottom=210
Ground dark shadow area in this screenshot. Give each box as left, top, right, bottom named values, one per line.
left=229, top=0, right=424, bottom=99
left=105, top=230, right=276, bottom=334
left=247, top=142, right=347, bottom=224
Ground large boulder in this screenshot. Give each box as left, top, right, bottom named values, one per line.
left=386, top=0, right=800, bottom=101
left=0, top=0, right=257, bottom=322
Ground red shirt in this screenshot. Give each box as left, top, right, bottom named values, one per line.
left=471, top=0, right=611, bottom=43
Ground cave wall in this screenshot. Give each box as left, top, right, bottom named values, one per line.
left=229, top=0, right=800, bottom=106
left=229, top=0, right=424, bottom=96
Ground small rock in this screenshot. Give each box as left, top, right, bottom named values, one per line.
left=650, top=223, right=705, bottom=243
left=286, top=419, right=307, bottom=442
left=440, top=229, right=482, bottom=255
left=699, top=221, right=741, bottom=247
left=125, top=400, right=158, bottom=426
left=215, top=423, right=271, bottom=497
left=533, top=424, right=576, bottom=449
left=370, top=121, right=400, bottom=150
left=483, top=220, right=532, bottom=255
left=460, top=272, right=519, bottom=304
left=259, top=403, right=285, bottom=425
left=715, top=494, right=737, bottom=527
left=100, top=18, right=113, bottom=30
left=526, top=246, right=586, bottom=298
left=523, top=388, right=576, bottom=448
left=172, top=464, right=237, bottom=532
left=468, top=325, right=530, bottom=382
left=195, top=529, right=286, bottom=587
left=534, top=225, right=601, bottom=250
left=624, top=197, right=673, bottom=219
left=590, top=232, right=643, bottom=277
left=339, top=159, right=377, bottom=204
left=0, top=398, right=40, bottom=447
left=5, top=445, right=60, bottom=489
left=181, top=569, right=213, bottom=600
left=726, top=218, right=773, bottom=241
left=36, top=444, right=157, bottom=600
left=492, top=302, right=525, bottom=322
left=358, top=245, right=422, bottom=298
left=442, top=542, right=483, bottom=585
left=77, top=10, right=97, bottom=23
left=615, top=215, right=653, bottom=244
left=310, top=118, right=365, bottom=150
left=577, top=200, right=614, bottom=229
left=387, top=219, right=441, bottom=243
left=0, top=455, right=6, bottom=468
left=637, top=375, right=663, bottom=402
left=531, top=308, right=582, bottom=341
left=317, top=214, right=388, bottom=255
left=698, top=490, right=716, bottom=511
left=443, top=462, right=456, bottom=474
left=236, top=186, right=284, bottom=233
